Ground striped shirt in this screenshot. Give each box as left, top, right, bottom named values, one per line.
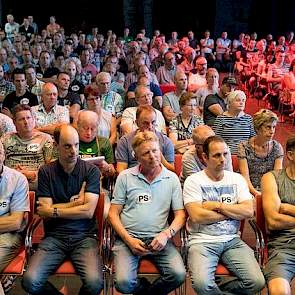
left=213, top=113, right=256, bottom=155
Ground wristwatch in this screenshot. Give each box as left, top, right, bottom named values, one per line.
left=53, top=207, right=58, bottom=218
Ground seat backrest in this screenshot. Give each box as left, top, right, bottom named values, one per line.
left=231, top=155, right=239, bottom=173
left=174, top=154, right=183, bottom=177
left=95, top=192, right=105, bottom=241
left=28, top=191, right=35, bottom=225
left=255, top=194, right=267, bottom=242
left=160, top=84, right=176, bottom=95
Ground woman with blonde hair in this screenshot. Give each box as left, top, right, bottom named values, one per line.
left=238, top=109, right=284, bottom=197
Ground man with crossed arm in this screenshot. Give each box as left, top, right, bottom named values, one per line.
left=22, top=125, right=103, bottom=295
left=183, top=135, right=265, bottom=295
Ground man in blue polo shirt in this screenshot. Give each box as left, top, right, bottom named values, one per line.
left=22, top=125, right=103, bottom=295
left=109, top=130, right=186, bottom=295
left=0, top=141, right=29, bottom=293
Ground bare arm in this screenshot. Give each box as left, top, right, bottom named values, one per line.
left=109, top=116, right=117, bottom=146
left=0, top=212, right=25, bottom=233
left=262, top=172, right=295, bottom=230
left=274, top=157, right=283, bottom=170
left=208, top=103, right=224, bottom=117
left=185, top=202, right=227, bottom=224
left=161, top=153, right=175, bottom=172
left=36, top=122, right=68, bottom=135
left=169, top=131, right=193, bottom=151
left=238, top=158, right=260, bottom=196
left=69, top=104, right=81, bottom=121
left=214, top=199, right=254, bottom=220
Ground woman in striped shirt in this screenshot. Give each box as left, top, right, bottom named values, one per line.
left=213, top=90, right=255, bottom=154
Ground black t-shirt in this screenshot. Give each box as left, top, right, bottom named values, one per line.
left=36, top=66, right=60, bottom=79
left=2, top=90, right=39, bottom=111
left=37, top=158, right=100, bottom=237
left=70, top=80, right=85, bottom=95
left=58, top=91, right=81, bottom=107
left=203, top=93, right=226, bottom=126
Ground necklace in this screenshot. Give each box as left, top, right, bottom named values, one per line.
left=253, top=137, right=271, bottom=160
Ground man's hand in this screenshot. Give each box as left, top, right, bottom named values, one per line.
left=37, top=200, right=52, bottom=218
left=126, top=237, right=150, bottom=256
left=149, top=231, right=169, bottom=252
left=97, top=160, right=112, bottom=175
left=202, top=201, right=222, bottom=211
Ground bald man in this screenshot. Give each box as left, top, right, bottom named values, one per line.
left=181, top=125, right=232, bottom=184
left=22, top=125, right=104, bottom=295
left=31, top=82, right=69, bottom=135
left=77, top=110, right=115, bottom=177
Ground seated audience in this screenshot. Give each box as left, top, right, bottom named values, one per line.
left=0, top=113, right=15, bottom=136
left=181, top=125, right=232, bottom=184
left=188, top=56, right=208, bottom=92
left=2, top=68, right=38, bottom=118
left=213, top=90, right=255, bottom=154
left=1, top=104, right=53, bottom=190
left=84, top=85, right=117, bottom=146
left=203, top=76, right=237, bottom=126
left=32, top=82, right=70, bottom=135
left=162, top=70, right=187, bottom=122
left=22, top=125, right=104, bottom=295
left=0, top=141, right=29, bottom=294
left=195, top=67, right=219, bottom=114
left=95, top=72, right=124, bottom=125
left=261, top=136, right=295, bottom=295
left=238, top=109, right=283, bottom=197
left=108, top=130, right=186, bottom=295
left=116, top=105, right=175, bottom=173
left=169, top=92, right=203, bottom=154
left=77, top=110, right=115, bottom=177
left=121, top=85, right=166, bottom=136
left=183, top=135, right=265, bottom=295
left=156, top=51, right=177, bottom=85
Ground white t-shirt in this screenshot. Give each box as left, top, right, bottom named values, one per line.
left=183, top=170, right=252, bottom=245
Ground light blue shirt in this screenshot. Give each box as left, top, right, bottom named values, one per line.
left=0, top=166, right=29, bottom=231
left=112, top=165, right=183, bottom=238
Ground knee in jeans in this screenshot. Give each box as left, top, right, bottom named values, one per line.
left=191, top=275, right=213, bottom=294
left=115, top=278, right=137, bottom=294
left=22, top=271, right=42, bottom=294
left=168, top=268, right=186, bottom=286
left=83, top=273, right=104, bottom=293
left=243, top=273, right=265, bottom=294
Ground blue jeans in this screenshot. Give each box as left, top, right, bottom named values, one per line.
left=22, top=235, right=103, bottom=295
left=188, top=237, right=265, bottom=295
left=112, top=238, right=186, bottom=294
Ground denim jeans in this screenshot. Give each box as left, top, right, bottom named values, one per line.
left=0, top=232, right=22, bottom=272
left=112, top=238, right=186, bottom=294
left=22, top=235, right=103, bottom=295
left=188, top=237, right=265, bottom=295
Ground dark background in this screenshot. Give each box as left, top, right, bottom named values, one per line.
left=2, top=0, right=295, bottom=39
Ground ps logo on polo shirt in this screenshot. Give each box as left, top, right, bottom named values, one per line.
left=71, top=85, right=80, bottom=92
left=20, top=98, right=30, bottom=105
left=137, top=194, right=152, bottom=204
left=0, top=201, right=8, bottom=208
left=221, top=194, right=233, bottom=204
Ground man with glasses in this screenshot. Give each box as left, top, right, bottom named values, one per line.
left=188, top=56, right=208, bottom=92
left=116, top=104, right=175, bottom=174
left=181, top=125, right=232, bottom=184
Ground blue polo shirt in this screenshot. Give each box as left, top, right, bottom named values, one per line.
left=37, top=158, right=100, bottom=237
left=111, top=165, right=183, bottom=238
